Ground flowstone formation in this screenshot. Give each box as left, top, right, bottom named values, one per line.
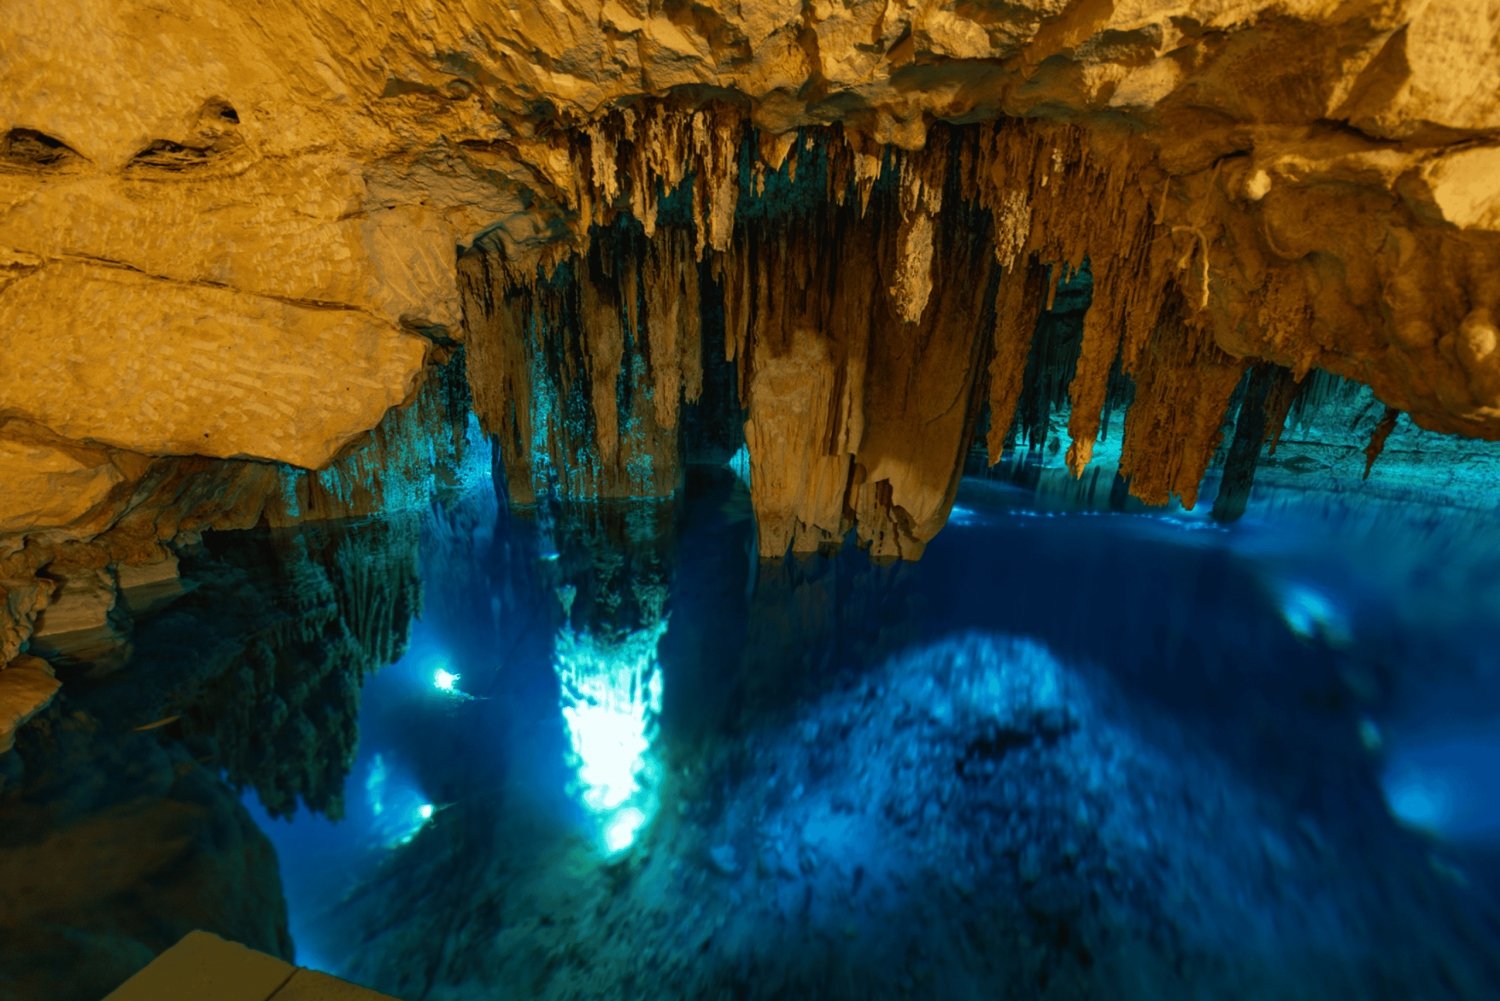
left=1, top=1, right=1498, bottom=724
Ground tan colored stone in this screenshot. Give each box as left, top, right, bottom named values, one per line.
left=0, top=577, right=53, bottom=666
left=272, top=968, right=400, bottom=1000
left=0, top=654, right=60, bottom=753
left=117, top=553, right=184, bottom=617
left=0, top=261, right=428, bottom=467
left=0, top=0, right=1498, bottom=563
left=1419, top=146, right=1500, bottom=231
left=0, top=434, right=125, bottom=535
left=102, top=930, right=293, bottom=1001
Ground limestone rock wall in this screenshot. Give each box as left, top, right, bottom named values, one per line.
left=1, top=1, right=1498, bottom=698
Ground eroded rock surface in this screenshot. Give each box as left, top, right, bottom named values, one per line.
left=0, top=655, right=58, bottom=753
left=2, top=0, right=1499, bottom=724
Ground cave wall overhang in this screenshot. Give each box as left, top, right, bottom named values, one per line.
left=0, top=0, right=1497, bottom=670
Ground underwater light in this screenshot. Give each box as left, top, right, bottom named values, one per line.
left=433, top=667, right=460, bottom=693
left=1380, top=730, right=1500, bottom=843
left=604, top=806, right=647, bottom=853
left=727, top=443, right=752, bottom=486
left=1382, top=762, right=1453, bottom=833
left=364, top=753, right=435, bottom=848
left=1269, top=579, right=1352, bottom=647
left=554, top=618, right=668, bottom=855
left=564, top=701, right=652, bottom=810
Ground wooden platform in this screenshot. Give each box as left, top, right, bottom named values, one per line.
left=103, top=931, right=399, bottom=1001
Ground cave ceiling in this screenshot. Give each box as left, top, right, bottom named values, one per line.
left=0, top=0, right=1495, bottom=581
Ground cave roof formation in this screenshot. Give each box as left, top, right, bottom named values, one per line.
left=0, top=0, right=1497, bottom=674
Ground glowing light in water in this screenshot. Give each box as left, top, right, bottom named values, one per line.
left=948, top=504, right=977, bottom=527
left=433, top=667, right=460, bottom=693
left=554, top=618, right=667, bottom=855
left=364, top=753, right=436, bottom=848
left=1380, top=729, right=1500, bottom=842
left=604, top=806, right=648, bottom=853
left=1268, top=578, right=1351, bottom=647
left=727, top=443, right=752, bottom=486
left=1382, top=761, right=1454, bottom=833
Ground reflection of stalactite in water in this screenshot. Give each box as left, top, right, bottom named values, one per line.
left=0, top=715, right=291, bottom=1001
left=215, top=518, right=421, bottom=818
left=322, top=519, right=424, bottom=669
left=542, top=501, right=677, bottom=641
left=539, top=500, right=676, bottom=853
left=554, top=616, right=666, bottom=853
left=92, top=516, right=424, bottom=820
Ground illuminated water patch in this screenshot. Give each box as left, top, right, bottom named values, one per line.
left=1265, top=577, right=1352, bottom=647
left=1382, top=761, right=1454, bottom=834
left=364, top=752, right=436, bottom=848
left=553, top=618, right=667, bottom=855
left=727, top=444, right=752, bottom=487
left=1380, top=728, right=1500, bottom=843
left=948, top=504, right=977, bottom=527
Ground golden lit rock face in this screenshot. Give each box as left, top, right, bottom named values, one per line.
left=0, top=430, right=124, bottom=538
left=0, top=655, right=59, bottom=752
left=0, top=1, right=1497, bottom=556
left=0, top=261, right=428, bottom=468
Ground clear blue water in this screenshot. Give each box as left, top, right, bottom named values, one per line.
left=257, top=470, right=1500, bottom=998
left=7, top=466, right=1500, bottom=1000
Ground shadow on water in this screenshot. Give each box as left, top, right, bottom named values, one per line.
left=5, top=467, right=1500, bottom=1000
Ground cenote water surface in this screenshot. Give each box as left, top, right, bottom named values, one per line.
left=8, top=465, right=1500, bottom=1001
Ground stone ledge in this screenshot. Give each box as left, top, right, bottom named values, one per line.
left=103, top=931, right=399, bottom=1001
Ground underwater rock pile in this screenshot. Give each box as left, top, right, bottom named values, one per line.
left=0, top=712, right=292, bottom=1001
left=326, top=631, right=1500, bottom=1000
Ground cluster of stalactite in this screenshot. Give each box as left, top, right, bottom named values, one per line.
left=189, top=518, right=421, bottom=818
left=462, top=104, right=1280, bottom=558
left=268, top=345, right=483, bottom=525
left=84, top=517, right=424, bottom=819
left=460, top=209, right=706, bottom=505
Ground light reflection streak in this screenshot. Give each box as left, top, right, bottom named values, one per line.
left=553, top=618, right=667, bottom=855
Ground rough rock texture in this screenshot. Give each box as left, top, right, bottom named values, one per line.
left=0, top=655, right=58, bottom=753
left=1, top=2, right=1497, bottom=679
left=0, top=713, right=293, bottom=1001
left=95, top=518, right=424, bottom=819
left=0, top=352, right=473, bottom=752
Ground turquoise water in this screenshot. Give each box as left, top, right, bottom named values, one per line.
left=5, top=464, right=1500, bottom=1000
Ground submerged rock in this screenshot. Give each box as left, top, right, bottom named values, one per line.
left=0, top=715, right=291, bottom=1001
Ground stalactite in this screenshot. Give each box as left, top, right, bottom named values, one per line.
left=968, top=125, right=1184, bottom=478
left=459, top=251, right=538, bottom=504
left=460, top=103, right=1313, bottom=557
left=1117, top=308, right=1247, bottom=509
left=1002, top=267, right=1094, bottom=453
left=1212, top=363, right=1291, bottom=522
left=1261, top=365, right=1305, bottom=455
left=461, top=211, right=704, bottom=504
left=1363, top=407, right=1402, bottom=479
left=266, top=349, right=481, bottom=524
left=725, top=129, right=999, bottom=559
left=642, top=228, right=703, bottom=431
left=986, top=262, right=1049, bottom=462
